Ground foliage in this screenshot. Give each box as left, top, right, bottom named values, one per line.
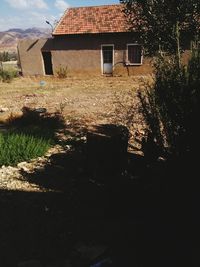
left=0, top=107, right=66, bottom=166
left=56, top=65, right=68, bottom=78
left=120, top=0, right=200, bottom=56
left=0, top=69, right=18, bottom=83
left=0, top=132, right=51, bottom=166
left=138, top=45, right=200, bottom=159
left=0, top=51, right=18, bottom=62
left=0, top=51, right=9, bottom=62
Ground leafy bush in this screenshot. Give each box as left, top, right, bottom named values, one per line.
left=0, top=132, right=51, bottom=166
left=138, top=46, right=200, bottom=159
left=55, top=65, right=68, bottom=78
left=0, top=69, right=18, bottom=83
left=0, top=51, right=18, bottom=61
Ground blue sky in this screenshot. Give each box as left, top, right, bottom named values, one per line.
left=0, top=0, right=120, bottom=31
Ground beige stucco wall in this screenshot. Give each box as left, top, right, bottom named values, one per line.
left=52, top=50, right=101, bottom=76
left=19, top=33, right=194, bottom=77
left=50, top=33, right=153, bottom=76
left=18, top=39, right=48, bottom=76
left=18, top=33, right=154, bottom=77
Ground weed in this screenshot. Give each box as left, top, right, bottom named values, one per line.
left=0, top=69, right=18, bottom=83
left=55, top=65, right=68, bottom=78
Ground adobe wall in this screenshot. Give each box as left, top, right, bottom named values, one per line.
left=18, top=33, right=154, bottom=76
left=18, top=39, right=48, bottom=76
left=50, top=32, right=153, bottom=76
left=18, top=33, right=191, bottom=77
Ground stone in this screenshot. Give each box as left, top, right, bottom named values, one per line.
left=0, top=107, right=9, bottom=112
left=34, top=108, right=47, bottom=113
left=0, top=144, right=65, bottom=192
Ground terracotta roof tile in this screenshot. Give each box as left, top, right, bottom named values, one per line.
left=53, top=4, right=131, bottom=35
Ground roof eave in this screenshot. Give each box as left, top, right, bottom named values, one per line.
left=52, top=30, right=132, bottom=36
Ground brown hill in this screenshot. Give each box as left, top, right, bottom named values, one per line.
left=0, top=28, right=51, bottom=52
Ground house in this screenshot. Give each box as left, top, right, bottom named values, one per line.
left=18, top=4, right=153, bottom=76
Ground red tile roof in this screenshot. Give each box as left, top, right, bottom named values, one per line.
left=53, top=4, right=131, bottom=35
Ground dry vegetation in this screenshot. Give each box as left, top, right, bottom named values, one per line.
left=0, top=75, right=150, bottom=150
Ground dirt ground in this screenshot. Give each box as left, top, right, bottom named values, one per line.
left=0, top=75, right=146, bottom=122
left=0, top=75, right=148, bottom=150
left=0, top=76, right=193, bottom=266
left=0, top=75, right=161, bottom=267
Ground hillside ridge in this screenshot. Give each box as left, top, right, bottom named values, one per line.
left=0, top=28, right=51, bottom=52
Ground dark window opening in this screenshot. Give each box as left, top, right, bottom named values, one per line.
left=127, top=45, right=142, bottom=64
left=42, top=51, right=53, bottom=75
left=102, top=46, right=113, bottom=64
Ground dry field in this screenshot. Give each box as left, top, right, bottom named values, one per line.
left=0, top=75, right=149, bottom=148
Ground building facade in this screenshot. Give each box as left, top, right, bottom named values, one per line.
left=17, top=4, right=153, bottom=76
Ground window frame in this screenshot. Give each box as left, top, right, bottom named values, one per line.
left=126, top=43, right=143, bottom=66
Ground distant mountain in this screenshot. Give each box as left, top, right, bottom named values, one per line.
left=0, top=28, right=52, bottom=52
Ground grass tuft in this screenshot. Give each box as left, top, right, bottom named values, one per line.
left=0, top=132, right=51, bottom=166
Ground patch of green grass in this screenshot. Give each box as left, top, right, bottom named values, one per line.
left=0, top=132, right=52, bottom=166
left=0, top=107, right=66, bottom=166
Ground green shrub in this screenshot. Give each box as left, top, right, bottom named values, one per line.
left=0, top=69, right=18, bottom=83
left=55, top=65, right=68, bottom=78
left=138, top=47, right=200, bottom=159
left=0, top=132, right=51, bottom=166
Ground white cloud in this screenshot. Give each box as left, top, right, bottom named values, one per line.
left=55, top=0, right=70, bottom=11
left=0, top=11, right=58, bottom=31
left=33, top=0, right=48, bottom=9
left=0, top=16, right=22, bottom=30
left=5, top=0, right=48, bottom=9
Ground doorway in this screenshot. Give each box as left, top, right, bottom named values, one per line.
left=42, top=51, right=53, bottom=75
left=101, top=45, right=114, bottom=74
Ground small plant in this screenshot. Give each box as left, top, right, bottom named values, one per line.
left=0, top=69, right=18, bottom=83
left=56, top=65, right=68, bottom=78
left=0, top=132, right=51, bottom=166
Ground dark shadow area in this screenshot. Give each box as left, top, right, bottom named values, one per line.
left=0, top=190, right=74, bottom=266
left=41, top=32, right=137, bottom=52
left=3, top=106, right=65, bottom=141
left=0, top=122, right=197, bottom=266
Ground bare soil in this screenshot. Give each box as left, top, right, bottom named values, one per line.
left=0, top=75, right=145, bottom=123
left=0, top=75, right=149, bottom=153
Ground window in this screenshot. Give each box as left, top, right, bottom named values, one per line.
left=127, top=44, right=142, bottom=65
left=102, top=46, right=113, bottom=63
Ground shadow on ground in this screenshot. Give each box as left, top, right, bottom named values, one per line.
left=0, top=122, right=198, bottom=266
